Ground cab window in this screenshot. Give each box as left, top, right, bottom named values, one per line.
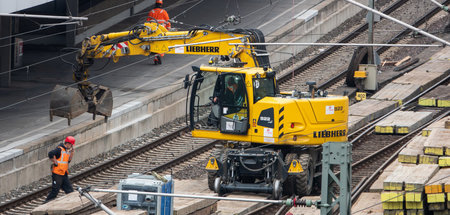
left=221, top=74, right=246, bottom=115
left=253, top=77, right=275, bottom=103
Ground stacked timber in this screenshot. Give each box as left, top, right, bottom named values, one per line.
left=424, top=168, right=450, bottom=215
left=424, top=129, right=450, bottom=168
left=348, top=99, right=398, bottom=133
left=398, top=117, right=450, bottom=165
left=374, top=111, right=433, bottom=134
left=422, top=117, right=450, bottom=137
left=418, top=85, right=450, bottom=107
left=372, top=47, right=450, bottom=105
left=398, top=136, right=427, bottom=164
left=371, top=83, right=421, bottom=105
left=381, top=164, right=440, bottom=215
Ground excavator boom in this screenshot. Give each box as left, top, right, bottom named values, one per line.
left=50, top=22, right=269, bottom=125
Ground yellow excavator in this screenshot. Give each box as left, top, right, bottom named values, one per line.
left=187, top=66, right=348, bottom=198
left=50, top=21, right=348, bottom=198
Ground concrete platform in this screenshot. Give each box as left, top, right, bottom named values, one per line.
left=31, top=190, right=116, bottom=215
left=216, top=193, right=270, bottom=215
left=173, top=179, right=218, bottom=215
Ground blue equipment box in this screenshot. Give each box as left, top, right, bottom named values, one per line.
left=117, top=173, right=173, bottom=215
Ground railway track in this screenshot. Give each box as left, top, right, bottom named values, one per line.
left=240, top=0, right=449, bottom=212
left=277, top=0, right=449, bottom=93
left=0, top=0, right=448, bottom=214
left=0, top=125, right=218, bottom=214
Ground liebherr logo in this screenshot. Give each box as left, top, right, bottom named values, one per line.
left=313, top=129, right=346, bottom=138
left=185, top=46, right=219, bottom=53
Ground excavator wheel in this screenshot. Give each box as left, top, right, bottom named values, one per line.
left=295, top=153, right=314, bottom=196
left=207, top=144, right=226, bottom=191
left=272, top=179, right=282, bottom=200
left=283, top=153, right=298, bottom=196
left=207, top=172, right=216, bottom=191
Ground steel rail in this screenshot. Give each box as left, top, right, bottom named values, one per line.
left=276, top=0, right=409, bottom=85
left=317, top=0, right=449, bottom=91
left=0, top=125, right=217, bottom=213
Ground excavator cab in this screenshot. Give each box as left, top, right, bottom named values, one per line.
left=207, top=73, right=249, bottom=134
left=188, top=66, right=277, bottom=137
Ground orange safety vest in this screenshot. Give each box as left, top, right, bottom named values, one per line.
left=147, top=8, right=171, bottom=29
left=52, top=146, right=70, bottom=175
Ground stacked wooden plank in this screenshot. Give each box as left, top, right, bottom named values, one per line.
left=424, top=168, right=450, bottom=215
left=349, top=99, right=399, bottom=121
left=422, top=117, right=450, bottom=137
left=381, top=164, right=439, bottom=215
left=348, top=99, right=398, bottom=133
left=398, top=117, right=450, bottom=165
left=374, top=111, right=433, bottom=134
left=424, top=129, right=450, bottom=167
left=418, top=85, right=450, bottom=107
left=372, top=47, right=450, bottom=106
left=371, top=83, right=421, bottom=105
left=398, top=136, right=427, bottom=164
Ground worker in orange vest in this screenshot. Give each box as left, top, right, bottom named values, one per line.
left=147, top=0, right=170, bottom=65
left=44, top=136, right=75, bottom=203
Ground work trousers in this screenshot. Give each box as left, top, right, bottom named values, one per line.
left=45, top=172, right=73, bottom=202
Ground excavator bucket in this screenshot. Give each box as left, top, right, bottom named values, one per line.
left=49, top=84, right=88, bottom=125
left=87, top=85, right=113, bottom=121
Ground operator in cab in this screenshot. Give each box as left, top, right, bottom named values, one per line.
left=208, top=75, right=245, bottom=126
left=147, top=0, right=170, bottom=65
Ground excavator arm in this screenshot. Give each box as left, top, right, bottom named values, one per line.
left=50, top=22, right=270, bottom=125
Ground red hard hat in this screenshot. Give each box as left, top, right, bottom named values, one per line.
left=65, top=136, right=75, bottom=145
left=156, top=0, right=163, bottom=4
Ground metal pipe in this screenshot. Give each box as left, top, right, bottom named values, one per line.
left=77, top=187, right=115, bottom=215
left=430, top=0, right=449, bottom=11
left=229, top=42, right=441, bottom=47
left=368, top=0, right=375, bottom=64
left=40, top=21, right=81, bottom=28
left=90, top=188, right=284, bottom=204
left=0, top=13, right=88, bottom=20
left=344, top=0, right=450, bottom=46
left=168, top=36, right=247, bottom=49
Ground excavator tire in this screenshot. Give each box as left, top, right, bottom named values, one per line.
left=283, top=153, right=298, bottom=196
left=295, top=153, right=314, bottom=196
left=246, top=29, right=271, bottom=68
